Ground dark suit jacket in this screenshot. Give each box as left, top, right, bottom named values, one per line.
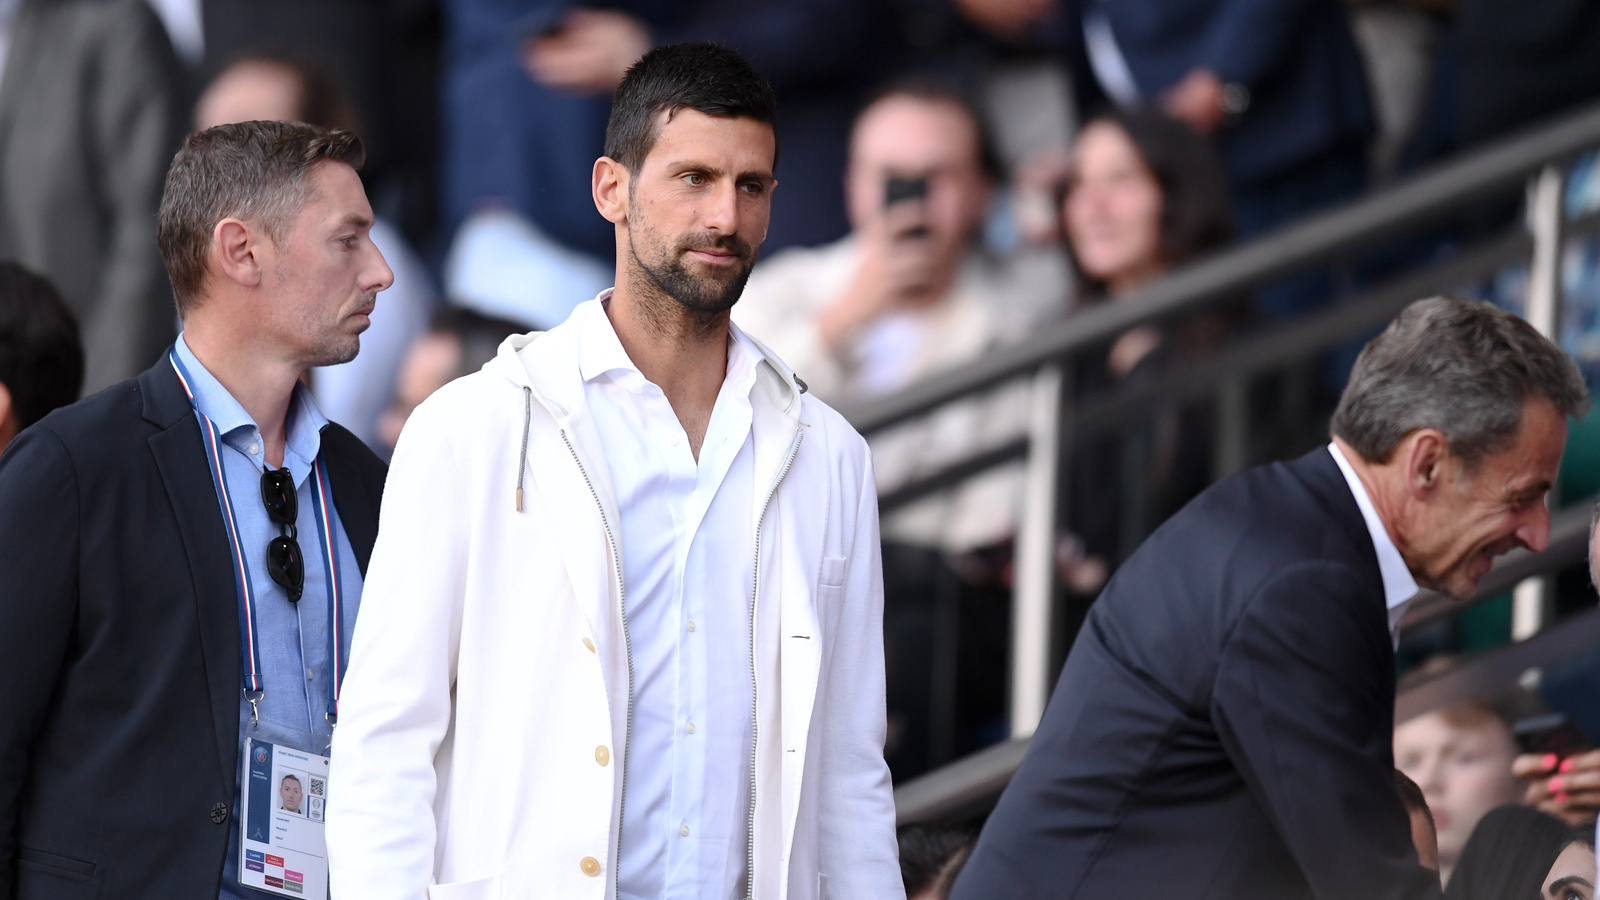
left=0, top=356, right=385, bottom=899
left=0, top=0, right=182, bottom=393
left=952, top=448, right=1442, bottom=900
left=1073, top=0, right=1373, bottom=189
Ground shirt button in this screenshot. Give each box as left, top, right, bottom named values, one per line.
left=686, top=721, right=695, bottom=735
left=306, top=669, right=313, bottom=681
left=680, top=824, right=690, bottom=837
left=687, top=621, right=696, bottom=633
left=595, top=745, right=610, bottom=766
left=666, top=432, right=679, bottom=446
left=580, top=857, right=601, bottom=877
left=248, top=443, right=259, bottom=455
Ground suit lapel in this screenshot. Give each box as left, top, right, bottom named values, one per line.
left=142, top=361, right=241, bottom=791
left=321, top=426, right=381, bottom=575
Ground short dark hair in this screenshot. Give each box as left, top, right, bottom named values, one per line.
left=1069, top=110, right=1234, bottom=297
left=1332, top=296, right=1590, bottom=467
left=280, top=774, right=300, bottom=785
left=855, top=73, right=1001, bottom=180
left=158, top=120, right=366, bottom=315
left=0, top=263, right=83, bottom=429
left=898, top=823, right=976, bottom=899
left=603, top=42, right=778, bottom=174
left=428, top=306, right=529, bottom=379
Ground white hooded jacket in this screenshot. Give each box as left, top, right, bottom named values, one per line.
left=325, top=303, right=903, bottom=900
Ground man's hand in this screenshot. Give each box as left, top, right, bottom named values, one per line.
left=1513, top=750, right=1600, bottom=825
left=817, top=203, right=941, bottom=350
left=522, top=9, right=651, bottom=96
left=1160, top=68, right=1227, bottom=136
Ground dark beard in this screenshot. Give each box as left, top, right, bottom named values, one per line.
left=628, top=227, right=756, bottom=316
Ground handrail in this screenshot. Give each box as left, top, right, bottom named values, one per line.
left=842, top=98, right=1600, bottom=436
left=894, top=496, right=1597, bottom=824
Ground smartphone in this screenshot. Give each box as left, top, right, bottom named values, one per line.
left=1514, top=713, right=1590, bottom=759
left=884, top=176, right=929, bottom=208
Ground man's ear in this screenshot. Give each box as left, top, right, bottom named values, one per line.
left=213, top=217, right=263, bottom=289
left=593, top=156, right=630, bottom=226
left=1401, top=428, right=1450, bottom=497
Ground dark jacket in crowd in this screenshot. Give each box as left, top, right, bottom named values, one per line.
left=0, top=0, right=182, bottom=393
left=1444, top=805, right=1570, bottom=900
left=0, top=357, right=385, bottom=898
left=1070, top=0, right=1373, bottom=190
left=442, top=0, right=886, bottom=262
left=952, top=447, right=1442, bottom=900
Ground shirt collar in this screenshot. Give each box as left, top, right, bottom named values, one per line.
left=175, top=333, right=328, bottom=481
left=1328, top=442, right=1420, bottom=637
left=576, top=290, right=762, bottom=398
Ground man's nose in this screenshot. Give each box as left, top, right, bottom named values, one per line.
left=702, top=182, right=740, bottom=233
left=366, top=241, right=395, bottom=293
left=1516, top=503, right=1552, bottom=554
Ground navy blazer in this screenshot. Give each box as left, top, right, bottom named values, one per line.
left=952, top=448, right=1442, bottom=900
left=0, top=355, right=385, bottom=899
left=1076, top=0, right=1373, bottom=188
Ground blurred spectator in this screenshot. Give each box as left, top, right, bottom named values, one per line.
left=1346, top=0, right=1448, bottom=183
left=1454, top=0, right=1600, bottom=147
left=735, top=75, right=1068, bottom=551
left=376, top=306, right=528, bottom=451
left=193, top=54, right=439, bottom=453
left=1398, top=768, right=1444, bottom=875
left=1446, top=804, right=1570, bottom=899
left=182, top=0, right=443, bottom=242
left=1063, top=0, right=1373, bottom=315
left=1056, top=110, right=1234, bottom=588
left=1540, top=828, right=1596, bottom=900
left=0, top=0, right=181, bottom=392
left=442, top=0, right=888, bottom=274
left=899, top=823, right=977, bottom=900
left=0, top=263, right=83, bottom=455
left=1395, top=663, right=1546, bottom=884
left=735, top=76, right=1067, bottom=778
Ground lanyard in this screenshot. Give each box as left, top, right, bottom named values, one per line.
left=169, top=351, right=349, bottom=724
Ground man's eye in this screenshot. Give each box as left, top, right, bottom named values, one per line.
left=740, top=182, right=763, bottom=195
left=684, top=173, right=704, bottom=186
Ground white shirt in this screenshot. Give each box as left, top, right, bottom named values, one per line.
left=579, top=297, right=759, bottom=900
left=1328, top=442, right=1420, bottom=645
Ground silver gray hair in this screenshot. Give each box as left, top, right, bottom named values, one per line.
left=1332, top=296, right=1589, bottom=468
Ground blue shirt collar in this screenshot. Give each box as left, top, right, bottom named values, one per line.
left=174, top=333, right=328, bottom=487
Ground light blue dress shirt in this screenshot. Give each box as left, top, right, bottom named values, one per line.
left=171, top=336, right=365, bottom=900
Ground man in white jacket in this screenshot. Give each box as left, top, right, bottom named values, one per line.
left=325, top=43, right=904, bottom=900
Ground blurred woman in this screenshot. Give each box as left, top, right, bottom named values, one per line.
left=1056, top=110, right=1235, bottom=591
left=1446, top=805, right=1571, bottom=899
left=1542, top=829, right=1596, bottom=900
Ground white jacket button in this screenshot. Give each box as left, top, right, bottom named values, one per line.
left=595, top=745, right=610, bottom=766
left=582, top=637, right=596, bottom=652
left=580, top=857, right=601, bottom=877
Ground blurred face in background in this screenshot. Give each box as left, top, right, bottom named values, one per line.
left=845, top=95, right=991, bottom=262
left=195, top=59, right=305, bottom=130
left=1395, top=707, right=1524, bottom=877
left=1065, top=119, right=1166, bottom=295
left=379, top=329, right=460, bottom=450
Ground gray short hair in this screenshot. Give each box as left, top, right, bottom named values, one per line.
left=158, top=120, right=364, bottom=315
left=1332, top=296, right=1589, bottom=467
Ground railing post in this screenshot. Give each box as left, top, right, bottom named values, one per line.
left=1011, top=364, right=1066, bottom=738
left=1514, top=163, right=1567, bottom=640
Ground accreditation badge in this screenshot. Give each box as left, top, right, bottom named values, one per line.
left=239, top=738, right=331, bottom=899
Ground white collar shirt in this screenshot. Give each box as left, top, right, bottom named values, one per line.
left=578, top=296, right=761, bottom=900
left=1328, top=442, right=1420, bottom=647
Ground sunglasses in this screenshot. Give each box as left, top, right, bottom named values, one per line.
left=260, top=468, right=304, bottom=602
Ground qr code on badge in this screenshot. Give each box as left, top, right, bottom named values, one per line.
left=308, top=777, right=325, bottom=797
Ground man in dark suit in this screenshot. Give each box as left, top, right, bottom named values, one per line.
left=953, top=296, right=1588, bottom=900
left=0, top=121, right=393, bottom=898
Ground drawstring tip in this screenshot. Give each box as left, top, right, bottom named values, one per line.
left=516, top=487, right=523, bottom=512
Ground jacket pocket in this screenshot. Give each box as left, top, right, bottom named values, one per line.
left=17, top=846, right=99, bottom=899
left=427, top=873, right=502, bottom=900
left=818, top=556, right=848, bottom=588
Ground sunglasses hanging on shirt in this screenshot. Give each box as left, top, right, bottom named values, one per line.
left=260, top=467, right=304, bottom=601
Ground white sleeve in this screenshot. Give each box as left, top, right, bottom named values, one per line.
left=326, top=395, right=470, bottom=900
left=814, top=447, right=905, bottom=898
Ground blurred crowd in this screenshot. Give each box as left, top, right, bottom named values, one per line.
left=4, top=0, right=1600, bottom=783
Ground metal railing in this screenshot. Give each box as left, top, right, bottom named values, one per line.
left=846, top=98, right=1600, bottom=821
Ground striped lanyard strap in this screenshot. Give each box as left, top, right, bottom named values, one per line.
left=169, top=350, right=350, bottom=726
